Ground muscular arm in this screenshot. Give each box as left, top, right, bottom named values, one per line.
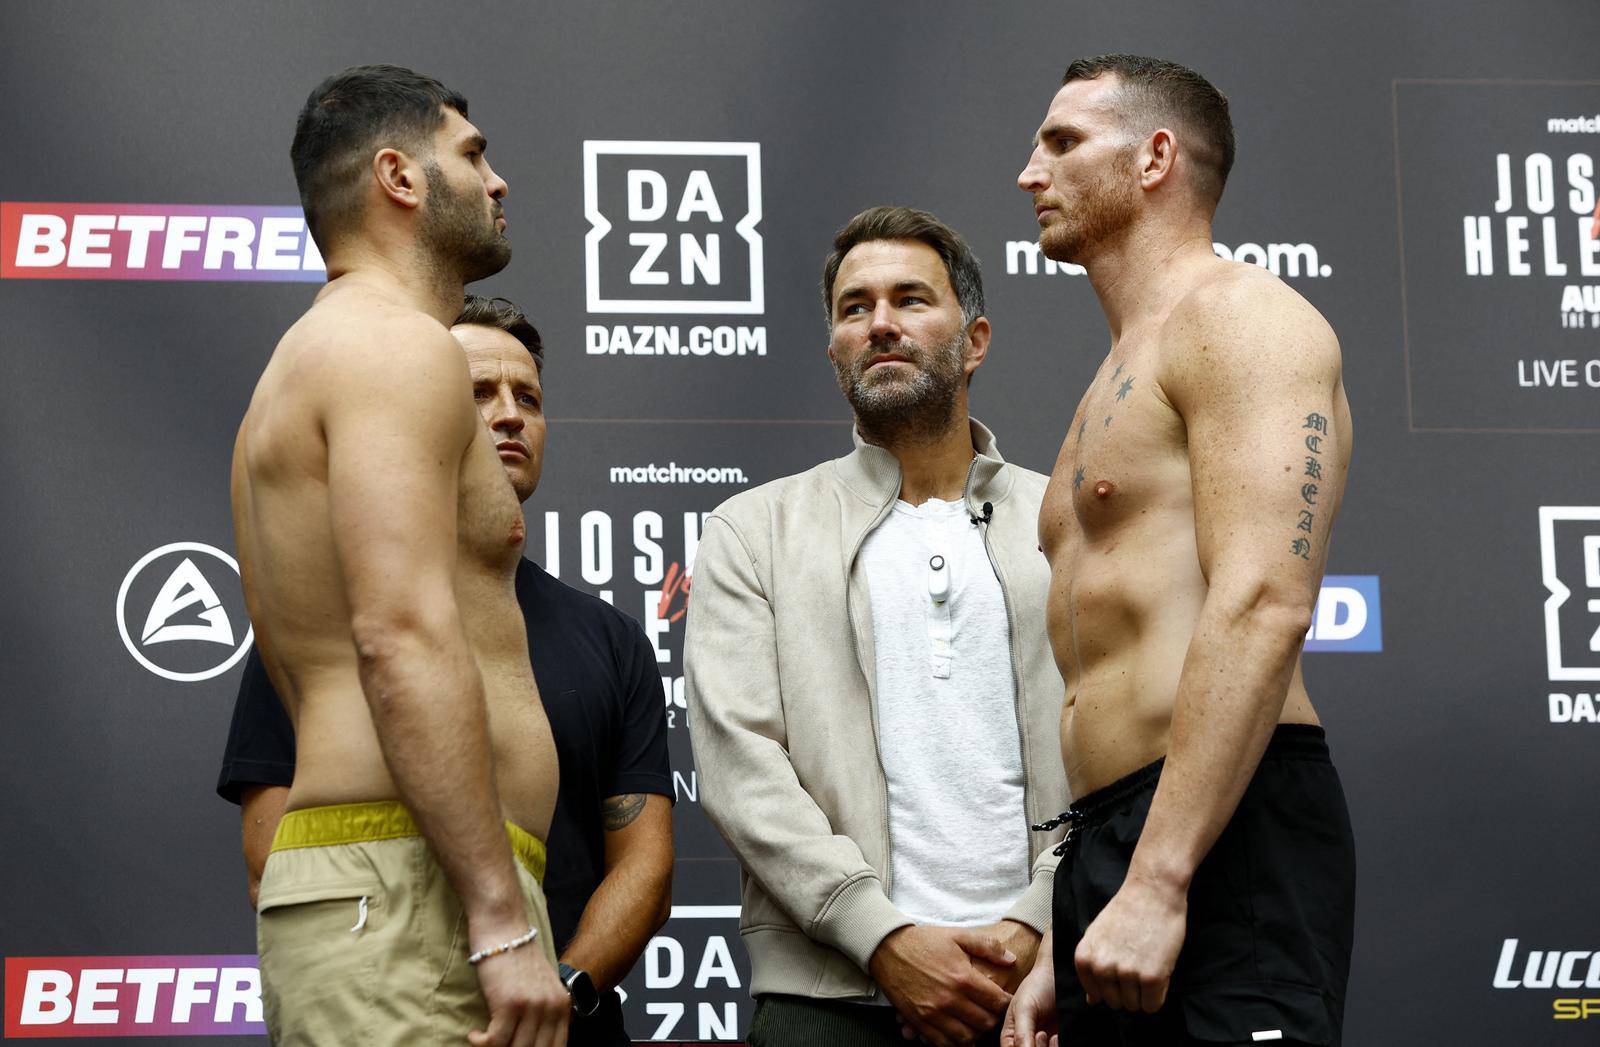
left=324, top=322, right=528, bottom=942
left=1073, top=275, right=1350, bottom=1012
left=1138, top=279, right=1348, bottom=892
left=558, top=793, right=673, bottom=991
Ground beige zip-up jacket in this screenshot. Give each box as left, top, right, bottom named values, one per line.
left=684, top=419, right=1068, bottom=1002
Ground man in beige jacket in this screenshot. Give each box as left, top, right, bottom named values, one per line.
left=685, top=206, right=1068, bottom=1047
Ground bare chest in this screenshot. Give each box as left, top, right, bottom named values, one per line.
left=1040, top=351, right=1188, bottom=557
left=458, top=427, right=526, bottom=573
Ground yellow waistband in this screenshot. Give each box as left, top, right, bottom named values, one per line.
left=272, top=800, right=546, bottom=883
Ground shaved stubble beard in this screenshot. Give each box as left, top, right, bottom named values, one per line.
left=835, top=326, right=969, bottom=447
left=421, top=159, right=512, bottom=284
left=1039, top=144, right=1140, bottom=265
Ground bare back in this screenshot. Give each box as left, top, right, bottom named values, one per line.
left=1041, top=259, right=1351, bottom=797
left=231, top=283, right=558, bottom=838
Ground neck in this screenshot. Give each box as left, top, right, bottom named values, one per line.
left=321, top=237, right=463, bottom=327
left=865, top=409, right=976, bottom=505
left=1081, top=215, right=1214, bottom=343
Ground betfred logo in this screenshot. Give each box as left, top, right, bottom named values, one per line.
left=583, top=142, right=763, bottom=314
left=3, top=956, right=263, bottom=1038
left=1, top=203, right=325, bottom=281
left=116, top=542, right=253, bottom=683
left=1304, top=575, right=1383, bottom=652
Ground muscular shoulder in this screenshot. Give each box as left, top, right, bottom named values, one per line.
left=275, top=291, right=465, bottom=407
left=288, top=298, right=472, bottom=446
left=1158, top=262, right=1340, bottom=404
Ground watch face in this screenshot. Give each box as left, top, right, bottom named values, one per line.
left=561, top=965, right=600, bottom=1016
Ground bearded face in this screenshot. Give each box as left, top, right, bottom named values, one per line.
left=833, top=325, right=969, bottom=445
left=420, top=158, right=511, bottom=283
left=1038, top=142, right=1141, bottom=264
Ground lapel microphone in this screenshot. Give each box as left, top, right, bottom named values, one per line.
left=969, top=501, right=993, bottom=526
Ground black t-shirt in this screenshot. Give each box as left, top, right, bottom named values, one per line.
left=216, top=558, right=672, bottom=1046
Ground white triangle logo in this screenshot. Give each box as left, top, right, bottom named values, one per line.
left=140, top=557, right=236, bottom=646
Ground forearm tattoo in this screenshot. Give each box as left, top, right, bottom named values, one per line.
left=1290, top=412, right=1329, bottom=560
left=602, top=793, right=648, bottom=831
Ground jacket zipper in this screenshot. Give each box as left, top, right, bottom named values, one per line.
left=843, top=484, right=898, bottom=997
left=964, top=460, right=1035, bottom=867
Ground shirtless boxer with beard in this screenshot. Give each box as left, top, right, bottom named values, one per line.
left=231, top=65, right=567, bottom=1047
left=1003, top=55, right=1357, bottom=1047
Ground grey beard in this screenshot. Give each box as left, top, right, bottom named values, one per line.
left=839, top=332, right=966, bottom=446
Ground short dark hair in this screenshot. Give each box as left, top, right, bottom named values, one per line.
left=455, top=294, right=545, bottom=373
left=1062, top=54, right=1235, bottom=209
left=820, top=206, right=985, bottom=328
left=291, top=64, right=469, bottom=253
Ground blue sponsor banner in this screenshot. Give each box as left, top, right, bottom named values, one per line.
left=1305, top=575, right=1383, bottom=652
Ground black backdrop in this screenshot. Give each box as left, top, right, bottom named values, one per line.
left=2, top=2, right=1598, bottom=1043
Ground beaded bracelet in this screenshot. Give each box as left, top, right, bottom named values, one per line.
left=468, top=925, right=540, bottom=966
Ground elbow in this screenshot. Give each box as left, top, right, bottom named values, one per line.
left=1214, top=583, right=1314, bottom=649
left=348, top=615, right=410, bottom=668
left=349, top=606, right=457, bottom=671
left=1260, top=599, right=1314, bottom=646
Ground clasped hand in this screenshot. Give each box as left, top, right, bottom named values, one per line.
left=871, top=921, right=1038, bottom=1046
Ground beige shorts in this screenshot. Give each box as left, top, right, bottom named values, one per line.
left=256, top=800, right=556, bottom=1046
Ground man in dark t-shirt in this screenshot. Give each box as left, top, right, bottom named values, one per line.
left=218, top=295, right=673, bottom=1046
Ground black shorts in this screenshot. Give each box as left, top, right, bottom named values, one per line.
left=1049, top=724, right=1356, bottom=1046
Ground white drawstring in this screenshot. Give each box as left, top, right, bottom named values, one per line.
left=349, top=895, right=369, bottom=933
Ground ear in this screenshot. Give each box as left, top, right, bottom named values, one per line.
left=373, top=148, right=424, bottom=210
left=963, top=316, right=991, bottom=377
left=1139, top=128, right=1177, bottom=192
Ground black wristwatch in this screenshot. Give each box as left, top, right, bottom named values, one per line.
left=557, top=963, right=600, bottom=1017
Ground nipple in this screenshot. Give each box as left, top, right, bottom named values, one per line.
left=1093, top=480, right=1117, bottom=499
left=509, top=518, right=526, bottom=546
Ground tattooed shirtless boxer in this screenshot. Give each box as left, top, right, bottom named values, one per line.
left=1004, top=55, right=1357, bottom=1047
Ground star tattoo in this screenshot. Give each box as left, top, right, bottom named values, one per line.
left=1116, top=376, right=1134, bottom=401
left=1073, top=466, right=1085, bottom=490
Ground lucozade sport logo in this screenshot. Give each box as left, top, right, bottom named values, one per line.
left=1492, top=939, right=1600, bottom=1021
left=116, top=542, right=253, bottom=682
left=0, top=203, right=325, bottom=281
left=1540, top=506, right=1600, bottom=723
left=583, top=141, right=768, bottom=358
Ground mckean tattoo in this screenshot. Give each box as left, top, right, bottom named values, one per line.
left=1290, top=413, right=1329, bottom=559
